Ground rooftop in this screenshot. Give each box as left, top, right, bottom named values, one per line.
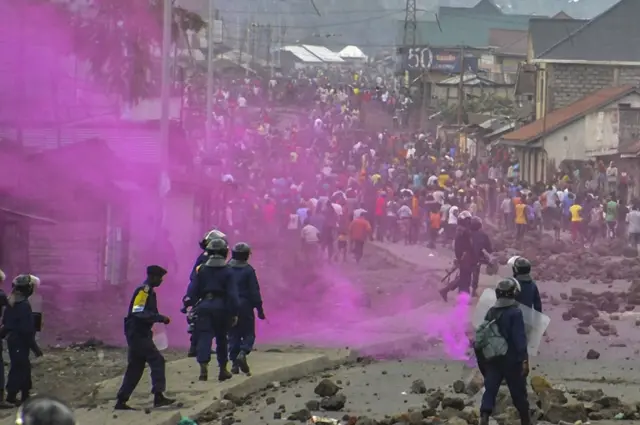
left=535, top=0, right=640, bottom=62
left=502, top=85, right=637, bottom=143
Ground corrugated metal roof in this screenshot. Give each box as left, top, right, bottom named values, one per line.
left=537, top=0, right=640, bottom=62
left=502, top=85, right=636, bottom=143
left=301, top=45, right=344, bottom=63
left=529, top=18, right=588, bottom=59
left=437, top=73, right=500, bottom=86
left=281, top=46, right=323, bottom=63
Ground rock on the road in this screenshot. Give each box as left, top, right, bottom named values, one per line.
left=220, top=358, right=640, bottom=425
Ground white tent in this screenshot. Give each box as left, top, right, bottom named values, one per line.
left=338, top=45, right=367, bottom=60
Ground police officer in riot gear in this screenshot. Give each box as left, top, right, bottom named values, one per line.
left=512, top=257, right=542, bottom=312
left=0, top=269, right=12, bottom=407
left=470, top=216, right=493, bottom=297
left=439, top=211, right=475, bottom=300
left=477, top=278, right=530, bottom=425
left=184, top=239, right=239, bottom=382
left=184, top=229, right=228, bottom=357
left=228, top=242, right=265, bottom=375
left=115, top=266, right=174, bottom=410
left=2, top=274, right=43, bottom=405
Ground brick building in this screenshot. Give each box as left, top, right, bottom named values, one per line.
left=526, top=0, right=640, bottom=119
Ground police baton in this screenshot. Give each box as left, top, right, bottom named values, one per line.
left=441, top=264, right=459, bottom=283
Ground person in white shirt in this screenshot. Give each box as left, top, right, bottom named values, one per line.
left=300, top=220, right=320, bottom=263
left=353, top=207, right=367, bottom=219
left=446, top=204, right=459, bottom=245
left=237, top=95, right=247, bottom=108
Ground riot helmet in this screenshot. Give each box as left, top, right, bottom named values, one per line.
left=495, top=277, right=521, bottom=299
left=458, top=210, right=472, bottom=228
left=12, top=274, right=36, bottom=297
left=512, top=257, right=532, bottom=276
left=470, top=216, right=483, bottom=231
left=199, top=229, right=227, bottom=250
left=231, top=242, right=251, bottom=262
left=205, top=238, right=229, bottom=258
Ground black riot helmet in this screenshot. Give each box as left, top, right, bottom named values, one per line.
left=205, top=238, right=229, bottom=258
left=231, top=242, right=251, bottom=262
left=12, top=274, right=36, bottom=297
left=495, top=277, right=520, bottom=299
left=470, top=216, right=483, bottom=231
left=458, top=210, right=472, bottom=228
left=512, top=257, right=532, bottom=276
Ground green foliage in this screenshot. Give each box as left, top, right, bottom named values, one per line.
left=30, top=0, right=205, bottom=103
left=437, top=92, right=516, bottom=123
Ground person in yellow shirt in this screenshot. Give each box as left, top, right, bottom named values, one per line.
left=569, top=200, right=583, bottom=243
left=438, top=170, right=449, bottom=189
left=514, top=202, right=527, bottom=241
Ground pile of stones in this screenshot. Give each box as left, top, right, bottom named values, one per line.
left=337, top=376, right=639, bottom=425
left=487, top=226, right=640, bottom=283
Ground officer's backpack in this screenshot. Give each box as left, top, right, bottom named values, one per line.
left=473, top=308, right=508, bottom=360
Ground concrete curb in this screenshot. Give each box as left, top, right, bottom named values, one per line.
left=66, top=349, right=358, bottom=425
left=157, top=352, right=357, bottom=425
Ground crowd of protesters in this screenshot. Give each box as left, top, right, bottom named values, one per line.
left=179, top=64, right=640, bottom=266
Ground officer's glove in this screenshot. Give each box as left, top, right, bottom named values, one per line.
left=257, top=310, right=266, bottom=320
left=522, top=360, right=530, bottom=377
left=160, top=315, right=171, bottom=325
left=230, top=316, right=238, bottom=327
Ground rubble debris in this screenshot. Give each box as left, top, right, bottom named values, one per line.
left=410, top=379, right=427, bottom=394
left=452, top=380, right=465, bottom=394
left=315, top=379, right=341, bottom=397
left=586, top=349, right=601, bottom=360
left=320, top=393, right=347, bottom=411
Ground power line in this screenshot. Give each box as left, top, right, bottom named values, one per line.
left=215, top=8, right=407, bottom=15
left=240, top=11, right=403, bottom=28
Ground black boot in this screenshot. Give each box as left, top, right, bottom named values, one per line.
left=5, top=392, right=18, bottom=406
left=479, top=412, right=490, bottom=425
left=153, top=393, right=175, bottom=408
left=20, top=391, right=30, bottom=404
left=218, top=365, right=232, bottom=382
left=439, top=287, right=449, bottom=302
left=231, top=361, right=240, bottom=374
left=114, top=399, right=136, bottom=410
left=236, top=352, right=251, bottom=375
left=199, top=363, right=208, bottom=381
left=519, top=410, right=532, bottom=425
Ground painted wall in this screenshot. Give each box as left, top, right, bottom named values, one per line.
left=542, top=117, right=587, bottom=163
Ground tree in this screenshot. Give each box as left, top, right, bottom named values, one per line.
left=31, top=0, right=205, bottom=104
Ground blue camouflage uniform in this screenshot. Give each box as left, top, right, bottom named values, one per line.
left=185, top=256, right=239, bottom=380
left=478, top=302, right=529, bottom=422
left=228, top=259, right=264, bottom=367
left=117, top=283, right=167, bottom=402
left=515, top=275, right=542, bottom=312
left=2, top=293, right=42, bottom=403
left=186, top=252, right=209, bottom=356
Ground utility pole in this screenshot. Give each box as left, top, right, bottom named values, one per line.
left=402, top=0, right=421, bottom=129
left=160, top=0, right=172, bottom=172
left=205, top=0, right=215, bottom=151
left=457, top=45, right=466, bottom=125
left=267, top=23, right=273, bottom=77
left=402, top=0, right=417, bottom=49
left=276, top=14, right=282, bottom=71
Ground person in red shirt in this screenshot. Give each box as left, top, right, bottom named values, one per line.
left=374, top=193, right=386, bottom=241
